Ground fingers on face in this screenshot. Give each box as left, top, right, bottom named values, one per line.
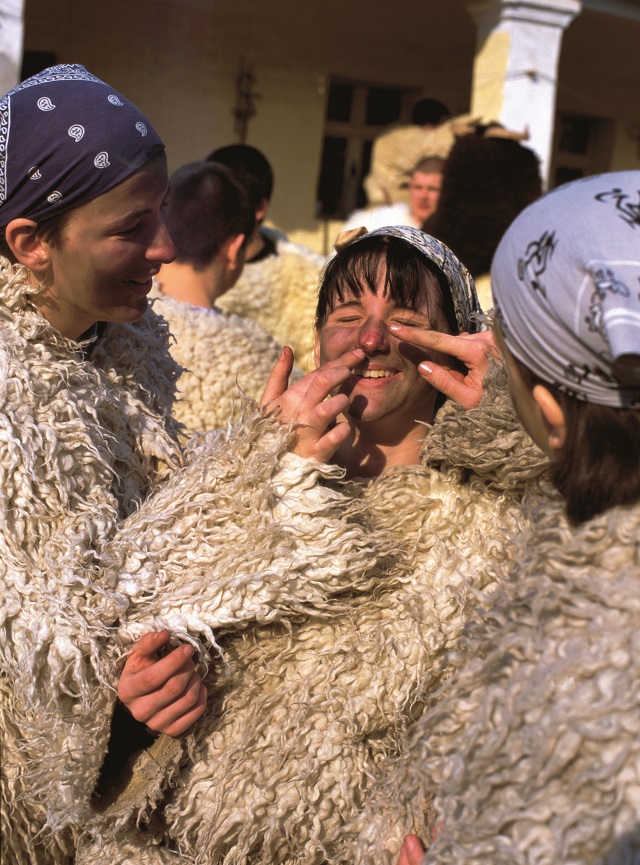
left=317, top=348, right=366, bottom=372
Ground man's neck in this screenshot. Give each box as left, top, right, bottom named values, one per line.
left=245, top=228, right=267, bottom=262
left=156, top=260, right=227, bottom=309
left=333, top=416, right=432, bottom=479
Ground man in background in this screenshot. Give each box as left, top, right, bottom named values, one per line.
left=342, top=156, right=444, bottom=233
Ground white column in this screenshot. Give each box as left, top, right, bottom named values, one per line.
left=0, top=0, right=25, bottom=96
left=465, top=0, right=582, bottom=187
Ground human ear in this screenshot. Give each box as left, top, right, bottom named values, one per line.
left=255, top=198, right=269, bottom=224
left=314, top=331, right=321, bottom=369
left=225, top=233, right=246, bottom=271
left=4, top=218, right=49, bottom=274
left=532, top=384, right=567, bottom=453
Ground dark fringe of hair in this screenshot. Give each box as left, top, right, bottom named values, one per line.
left=315, top=234, right=458, bottom=335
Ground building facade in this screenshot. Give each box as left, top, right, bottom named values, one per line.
left=3, top=0, right=639, bottom=252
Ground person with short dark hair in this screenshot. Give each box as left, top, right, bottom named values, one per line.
left=208, top=143, right=327, bottom=372
left=151, top=160, right=298, bottom=432
left=410, top=98, right=450, bottom=127
left=159, top=161, right=253, bottom=306
left=207, top=143, right=276, bottom=263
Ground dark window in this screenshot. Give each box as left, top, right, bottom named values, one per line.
left=365, top=87, right=403, bottom=126
left=558, top=115, right=592, bottom=155
left=317, top=78, right=413, bottom=219
left=317, top=136, right=348, bottom=216
left=327, top=82, right=353, bottom=123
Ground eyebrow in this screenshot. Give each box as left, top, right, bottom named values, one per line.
left=330, top=298, right=431, bottom=318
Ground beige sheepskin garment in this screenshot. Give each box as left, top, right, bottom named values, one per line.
left=79, top=364, right=550, bottom=864
left=150, top=288, right=302, bottom=434
left=338, top=495, right=640, bottom=864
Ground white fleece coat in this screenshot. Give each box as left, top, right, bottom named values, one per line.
left=149, top=289, right=300, bottom=433
left=339, top=496, right=640, bottom=865
left=81, top=365, right=549, bottom=865
left=0, top=260, right=387, bottom=865
left=216, top=234, right=327, bottom=373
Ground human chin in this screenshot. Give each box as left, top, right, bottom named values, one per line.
left=107, top=294, right=149, bottom=323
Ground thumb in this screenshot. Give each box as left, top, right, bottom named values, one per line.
left=261, top=346, right=294, bottom=410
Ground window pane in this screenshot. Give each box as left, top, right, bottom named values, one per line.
left=327, top=82, right=353, bottom=123
left=317, top=136, right=348, bottom=217
left=365, top=87, right=402, bottom=126
left=558, top=116, right=591, bottom=155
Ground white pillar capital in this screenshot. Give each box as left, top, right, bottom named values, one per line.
left=466, top=0, right=582, bottom=34
left=465, top=0, right=582, bottom=187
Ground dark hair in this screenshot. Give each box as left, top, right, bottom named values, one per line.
left=315, top=235, right=457, bottom=334
left=514, top=357, right=640, bottom=524
left=206, top=144, right=274, bottom=211
left=424, top=135, right=542, bottom=277
left=411, top=99, right=450, bottom=127
left=166, top=161, right=255, bottom=271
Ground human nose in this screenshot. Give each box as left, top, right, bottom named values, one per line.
left=357, top=316, right=390, bottom=354
left=147, top=218, right=176, bottom=265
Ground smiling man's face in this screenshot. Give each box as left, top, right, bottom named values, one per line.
left=315, top=266, right=450, bottom=430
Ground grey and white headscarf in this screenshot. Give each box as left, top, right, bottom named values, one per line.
left=491, top=170, right=640, bottom=408
left=355, top=225, right=482, bottom=333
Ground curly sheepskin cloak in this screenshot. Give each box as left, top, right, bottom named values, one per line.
left=149, top=287, right=302, bottom=433
left=79, top=364, right=550, bottom=865
left=338, top=497, right=640, bottom=865
left=216, top=232, right=327, bottom=373
left=0, top=260, right=390, bottom=865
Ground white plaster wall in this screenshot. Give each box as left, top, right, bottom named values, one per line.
left=21, top=0, right=476, bottom=242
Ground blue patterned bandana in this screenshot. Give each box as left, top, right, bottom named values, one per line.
left=0, top=64, right=164, bottom=229
left=357, top=225, right=482, bottom=333
left=492, top=171, right=640, bottom=408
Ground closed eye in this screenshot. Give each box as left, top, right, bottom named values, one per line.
left=117, top=223, right=141, bottom=237
left=393, top=318, right=428, bottom=328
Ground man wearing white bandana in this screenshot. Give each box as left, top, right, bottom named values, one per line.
left=335, top=172, right=640, bottom=865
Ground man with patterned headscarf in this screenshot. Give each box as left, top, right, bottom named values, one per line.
left=339, top=172, right=640, bottom=865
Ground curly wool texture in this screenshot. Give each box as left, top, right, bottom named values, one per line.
left=150, top=364, right=550, bottom=865
left=150, top=289, right=301, bottom=433
left=340, top=497, right=640, bottom=865
left=112, top=422, right=393, bottom=650
left=216, top=235, right=327, bottom=373
left=0, top=260, right=185, bottom=862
